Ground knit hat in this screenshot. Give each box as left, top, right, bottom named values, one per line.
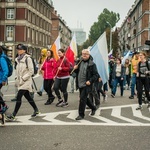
left=16, top=44, right=27, bottom=51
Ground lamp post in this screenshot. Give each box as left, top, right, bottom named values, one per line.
left=106, top=21, right=112, bottom=52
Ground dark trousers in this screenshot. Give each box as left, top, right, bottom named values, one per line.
left=137, top=77, right=150, bottom=105
left=89, top=83, right=100, bottom=106
left=125, top=75, right=131, bottom=87
left=98, top=81, right=106, bottom=98
left=79, top=87, right=96, bottom=117
left=44, top=79, right=54, bottom=99
left=112, top=77, right=124, bottom=96
left=53, top=78, right=69, bottom=102
left=0, top=84, right=5, bottom=110
left=13, top=90, right=38, bottom=116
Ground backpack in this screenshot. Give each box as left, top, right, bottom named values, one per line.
left=64, top=58, right=73, bottom=74
left=25, top=56, right=38, bottom=77
left=0, top=55, right=13, bottom=77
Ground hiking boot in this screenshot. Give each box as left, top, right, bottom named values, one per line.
left=129, top=96, right=134, bottom=99
left=37, top=91, right=42, bottom=96
left=56, top=99, right=63, bottom=107
left=75, top=116, right=84, bottom=120
left=6, top=114, right=16, bottom=121
left=136, top=105, right=143, bottom=110
left=31, top=111, right=41, bottom=118
left=11, top=98, right=17, bottom=102
left=2, top=105, right=9, bottom=113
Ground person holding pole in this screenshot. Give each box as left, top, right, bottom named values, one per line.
left=73, top=49, right=98, bottom=120
left=53, top=49, right=70, bottom=107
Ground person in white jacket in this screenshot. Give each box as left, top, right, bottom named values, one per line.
left=6, top=44, right=40, bottom=121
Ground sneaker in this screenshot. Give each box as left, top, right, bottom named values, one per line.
left=60, top=102, right=69, bottom=107
left=6, top=114, right=16, bottom=121
left=31, top=111, right=41, bottom=118
left=37, top=91, right=42, bottom=96
left=129, top=96, right=134, bottom=99
left=136, top=105, right=143, bottom=110
left=2, top=105, right=9, bottom=113
left=56, top=99, right=63, bottom=107
left=75, top=116, right=84, bottom=120
left=111, top=94, right=115, bottom=98
left=11, top=98, right=17, bottom=102
left=91, top=109, right=96, bottom=116
left=44, top=100, right=53, bottom=105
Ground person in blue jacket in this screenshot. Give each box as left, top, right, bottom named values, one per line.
left=0, top=46, right=9, bottom=114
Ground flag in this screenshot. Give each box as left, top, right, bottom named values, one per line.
left=122, top=50, right=131, bottom=65
left=51, top=36, right=60, bottom=61
left=65, top=34, right=77, bottom=65
left=90, top=32, right=109, bottom=84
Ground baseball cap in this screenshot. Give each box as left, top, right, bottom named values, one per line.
left=16, top=44, right=27, bottom=51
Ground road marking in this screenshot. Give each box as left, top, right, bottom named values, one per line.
left=5, top=104, right=150, bottom=126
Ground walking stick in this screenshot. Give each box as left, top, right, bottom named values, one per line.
left=51, top=56, right=66, bottom=91
left=70, top=59, right=82, bottom=75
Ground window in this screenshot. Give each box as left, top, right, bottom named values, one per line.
left=6, top=26, right=14, bottom=41
left=7, top=8, right=15, bottom=19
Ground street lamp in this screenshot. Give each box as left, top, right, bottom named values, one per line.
left=106, top=21, right=112, bottom=52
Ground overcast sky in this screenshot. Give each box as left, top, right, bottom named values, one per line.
left=53, top=0, right=135, bottom=36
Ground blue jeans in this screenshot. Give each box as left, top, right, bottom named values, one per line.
left=130, top=73, right=136, bottom=96
left=112, top=77, right=124, bottom=96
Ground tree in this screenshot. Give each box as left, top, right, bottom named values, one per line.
left=89, top=8, right=120, bottom=46
left=78, top=8, right=120, bottom=57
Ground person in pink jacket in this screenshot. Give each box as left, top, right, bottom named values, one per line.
left=41, top=50, right=57, bottom=105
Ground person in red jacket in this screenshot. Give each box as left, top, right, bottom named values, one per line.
left=53, top=49, right=70, bottom=107
left=41, top=50, right=57, bottom=105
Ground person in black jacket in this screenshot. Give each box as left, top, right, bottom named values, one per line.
left=136, top=51, right=150, bottom=110
left=74, top=49, right=98, bottom=120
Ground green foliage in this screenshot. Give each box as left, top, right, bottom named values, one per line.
left=79, top=8, right=120, bottom=56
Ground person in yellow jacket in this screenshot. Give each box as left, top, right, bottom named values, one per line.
left=37, top=48, right=47, bottom=96
left=129, top=52, right=140, bottom=99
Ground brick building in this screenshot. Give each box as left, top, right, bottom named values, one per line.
left=0, top=0, right=54, bottom=61
left=118, top=0, right=150, bottom=53
left=51, top=9, right=72, bottom=50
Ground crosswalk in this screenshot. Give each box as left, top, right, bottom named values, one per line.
left=4, top=104, right=150, bottom=126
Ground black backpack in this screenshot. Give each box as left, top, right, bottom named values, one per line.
left=25, top=56, right=38, bottom=77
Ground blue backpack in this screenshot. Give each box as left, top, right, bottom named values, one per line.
left=0, top=55, right=13, bottom=77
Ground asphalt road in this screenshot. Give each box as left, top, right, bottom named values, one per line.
left=0, top=74, right=150, bottom=150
